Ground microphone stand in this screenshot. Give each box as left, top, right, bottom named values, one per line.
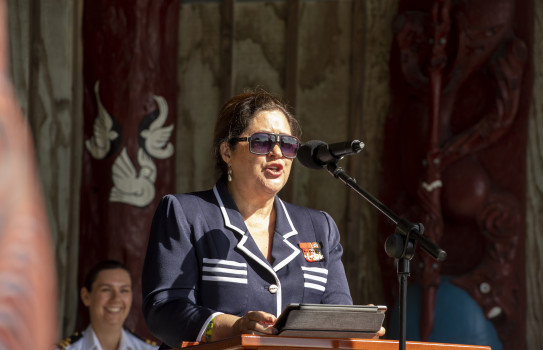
left=323, top=161, right=446, bottom=350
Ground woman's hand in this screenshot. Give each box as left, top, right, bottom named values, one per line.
left=234, top=311, right=278, bottom=335
left=210, top=311, right=277, bottom=342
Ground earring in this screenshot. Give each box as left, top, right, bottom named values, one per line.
left=227, top=166, right=232, bottom=182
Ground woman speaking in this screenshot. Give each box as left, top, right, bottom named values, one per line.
left=142, top=91, right=354, bottom=348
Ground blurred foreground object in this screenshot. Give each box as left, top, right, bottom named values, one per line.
left=0, top=0, right=58, bottom=349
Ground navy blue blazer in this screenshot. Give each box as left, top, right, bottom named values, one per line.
left=142, top=179, right=352, bottom=348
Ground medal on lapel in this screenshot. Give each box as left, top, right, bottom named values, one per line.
left=298, top=242, right=324, bottom=262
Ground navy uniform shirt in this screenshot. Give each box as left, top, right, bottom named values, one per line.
left=142, top=179, right=352, bottom=348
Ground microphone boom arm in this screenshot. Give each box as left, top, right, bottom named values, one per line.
left=325, top=161, right=446, bottom=261
left=323, top=160, right=446, bottom=350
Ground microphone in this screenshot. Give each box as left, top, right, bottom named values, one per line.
left=297, top=139, right=365, bottom=169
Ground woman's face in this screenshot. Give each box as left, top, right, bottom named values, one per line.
left=222, top=109, right=295, bottom=201
left=81, top=268, right=132, bottom=329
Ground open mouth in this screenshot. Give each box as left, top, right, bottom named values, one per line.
left=265, top=164, right=283, bottom=175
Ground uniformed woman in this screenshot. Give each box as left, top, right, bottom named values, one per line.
left=142, top=91, right=358, bottom=349
left=57, top=260, right=158, bottom=350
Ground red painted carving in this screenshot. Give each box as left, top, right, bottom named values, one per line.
left=79, top=0, right=179, bottom=339
left=378, top=0, right=531, bottom=348
left=0, top=3, right=58, bottom=347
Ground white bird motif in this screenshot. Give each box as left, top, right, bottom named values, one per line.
left=140, top=95, right=174, bottom=159
left=422, top=179, right=443, bottom=192
left=85, top=81, right=119, bottom=159
left=109, top=147, right=156, bottom=207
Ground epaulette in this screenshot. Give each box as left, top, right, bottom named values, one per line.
left=126, top=328, right=159, bottom=346
left=57, top=331, right=84, bottom=350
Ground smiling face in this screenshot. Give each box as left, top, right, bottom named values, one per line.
left=221, top=109, right=294, bottom=202
left=81, top=268, right=132, bottom=330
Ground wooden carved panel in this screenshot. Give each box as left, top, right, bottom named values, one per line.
left=79, top=0, right=179, bottom=339
left=377, top=0, right=532, bottom=349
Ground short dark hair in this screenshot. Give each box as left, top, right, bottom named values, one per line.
left=212, top=91, right=302, bottom=175
left=83, top=260, right=131, bottom=291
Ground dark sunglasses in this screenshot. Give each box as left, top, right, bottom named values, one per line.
left=230, top=132, right=301, bottom=159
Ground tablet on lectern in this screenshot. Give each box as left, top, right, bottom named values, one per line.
left=274, top=303, right=387, bottom=339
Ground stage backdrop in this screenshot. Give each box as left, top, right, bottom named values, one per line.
left=6, top=1, right=543, bottom=349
